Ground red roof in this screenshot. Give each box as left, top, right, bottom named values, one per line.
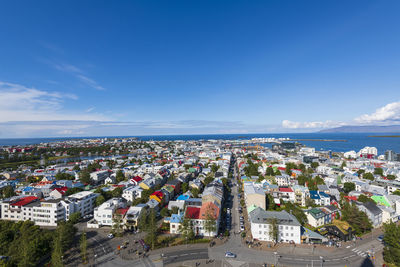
left=185, top=206, right=200, bottom=219
left=279, top=187, right=293, bottom=192
left=132, top=176, right=143, bottom=182
left=12, top=196, right=38, bottom=207
left=278, top=167, right=286, bottom=171
left=344, top=196, right=357, bottom=202
left=53, top=187, right=68, bottom=195
left=151, top=191, right=164, bottom=199
left=115, top=207, right=129, bottom=216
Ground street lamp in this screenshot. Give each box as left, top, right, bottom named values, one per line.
left=274, top=252, right=278, bottom=267
left=319, top=256, right=323, bottom=267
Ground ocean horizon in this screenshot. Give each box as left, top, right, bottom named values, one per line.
left=1, top=132, right=400, bottom=154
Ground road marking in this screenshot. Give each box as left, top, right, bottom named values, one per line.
left=181, top=253, right=188, bottom=256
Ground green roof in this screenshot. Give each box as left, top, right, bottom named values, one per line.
left=371, top=195, right=391, bottom=207
left=247, top=204, right=258, bottom=213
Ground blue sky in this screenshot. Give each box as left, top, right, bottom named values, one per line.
left=1, top=0, right=400, bottom=137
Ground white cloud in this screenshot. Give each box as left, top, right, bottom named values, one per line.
left=354, top=101, right=400, bottom=124
left=52, top=62, right=105, bottom=91
left=0, top=81, right=107, bottom=122
left=282, top=120, right=344, bottom=129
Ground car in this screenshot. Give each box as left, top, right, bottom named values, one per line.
left=377, top=235, right=384, bottom=242
left=107, top=234, right=114, bottom=239
left=240, top=216, right=244, bottom=220
left=240, top=225, right=245, bottom=231
left=225, top=252, right=236, bottom=258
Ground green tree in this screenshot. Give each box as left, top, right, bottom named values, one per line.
left=80, top=232, right=87, bottom=264
left=181, top=182, right=189, bottom=193
left=283, top=202, right=308, bottom=225
left=363, top=172, right=374, bottom=181
left=383, top=222, right=400, bottom=265
left=79, top=171, right=91, bottom=184
left=203, top=206, right=217, bottom=238
left=51, top=230, right=64, bottom=267
left=0, top=185, right=16, bottom=199
left=160, top=207, right=170, bottom=217
left=203, top=176, right=214, bottom=186
left=178, top=217, right=194, bottom=243
left=357, top=169, right=365, bottom=176
left=68, top=212, right=81, bottom=224
left=112, top=213, right=124, bottom=237
left=96, top=195, right=106, bottom=206
left=357, top=194, right=373, bottom=203
left=311, top=162, right=319, bottom=169
left=374, top=167, right=383, bottom=176
left=190, top=187, right=200, bottom=198
left=73, top=165, right=80, bottom=171
left=314, top=176, right=325, bottom=185
left=64, top=187, right=84, bottom=196
left=55, top=173, right=75, bottom=180
left=145, top=209, right=158, bottom=249
left=393, top=190, right=400, bottom=196
left=342, top=202, right=372, bottom=235
left=343, top=182, right=355, bottom=194
left=211, top=164, right=219, bottom=173
left=340, top=161, right=347, bottom=169
left=112, top=187, right=123, bottom=198
left=268, top=218, right=279, bottom=246
left=266, top=166, right=275, bottom=176
left=116, top=170, right=125, bottom=183
left=387, top=174, right=396, bottom=180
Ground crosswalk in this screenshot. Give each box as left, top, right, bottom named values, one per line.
left=351, top=247, right=369, bottom=257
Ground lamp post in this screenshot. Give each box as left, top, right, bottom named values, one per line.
left=274, top=251, right=278, bottom=267
left=319, top=256, right=323, bottom=267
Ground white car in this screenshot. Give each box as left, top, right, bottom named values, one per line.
left=107, top=234, right=114, bottom=239
left=240, top=225, right=245, bottom=231
left=225, top=252, right=236, bottom=258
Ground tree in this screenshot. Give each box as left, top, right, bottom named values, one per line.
left=96, top=195, right=106, bottom=206
left=357, top=169, right=365, bottom=176
left=116, top=170, right=125, bottom=183
left=363, top=172, right=374, bottom=181
left=178, top=217, right=194, bottom=243
left=393, top=190, right=400, bottom=196
left=275, top=169, right=281, bottom=176
left=343, top=182, right=355, bottom=194
left=203, top=206, right=217, bottom=238
left=65, top=187, right=84, bottom=196
left=79, top=171, right=91, bottom=184
left=0, top=185, right=16, bottom=199
left=160, top=207, right=170, bottom=218
left=203, top=176, right=214, bottom=186
left=112, top=187, right=123, bottom=198
left=311, top=162, right=319, bottom=169
left=383, top=222, right=400, bottom=265
left=190, top=187, right=200, bottom=198
left=145, top=209, right=158, bottom=249
left=340, top=161, right=347, bottom=169
left=341, top=202, right=372, bottom=235
left=80, top=232, right=87, bottom=264
left=283, top=202, right=308, bottom=225
left=314, top=176, right=325, bottom=185
left=55, top=173, right=75, bottom=180
left=181, top=182, right=189, bottom=193
left=357, top=194, right=373, bottom=203
left=266, top=166, right=275, bottom=176
left=268, top=218, right=279, bottom=246
left=51, top=230, right=64, bottom=267
left=73, top=165, right=80, bottom=171
left=68, top=212, right=81, bottom=224
left=211, top=164, right=219, bottom=173
left=112, top=213, right=124, bottom=237
left=374, top=167, right=383, bottom=176
left=171, top=206, right=179, bottom=214
left=387, top=174, right=396, bottom=180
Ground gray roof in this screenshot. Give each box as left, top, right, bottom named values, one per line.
left=249, top=207, right=301, bottom=226
left=363, top=201, right=382, bottom=216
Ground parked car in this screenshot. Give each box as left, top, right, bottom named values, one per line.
left=225, top=252, right=236, bottom=258
left=240, top=225, right=245, bottom=231
left=107, top=234, right=114, bottom=239
left=377, top=235, right=384, bottom=242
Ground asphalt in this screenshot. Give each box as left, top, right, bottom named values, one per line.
left=162, top=248, right=209, bottom=265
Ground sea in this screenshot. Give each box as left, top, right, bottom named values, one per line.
left=0, top=133, right=399, bottom=154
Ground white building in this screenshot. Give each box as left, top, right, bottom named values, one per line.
left=93, top=198, right=126, bottom=227
left=66, top=191, right=99, bottom=217
left=122, top=186, right=143, bottom=202
left=249, top=208, right=301, bottom=244
left=90, top=170, right=110, bottom=184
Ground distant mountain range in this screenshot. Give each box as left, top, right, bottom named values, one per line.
left=319, top=125, right=400, bottom=133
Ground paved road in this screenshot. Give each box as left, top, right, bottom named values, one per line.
left=162, top=248, right=209, bottom=265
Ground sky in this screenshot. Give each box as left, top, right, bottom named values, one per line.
left=1, top=0, right=400, bottom=137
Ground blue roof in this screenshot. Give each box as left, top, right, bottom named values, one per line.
left=319, top=191, right=330, bottom=198
left=22, top=186, right=34, bottom=192
left=309, top=190, right=320, bottom=199
left=177, top=194, right=190, bottom=201
left=170, top=213, right=183, bottom=223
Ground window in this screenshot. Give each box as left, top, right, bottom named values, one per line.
left=286, top=233, right=288, bottom=236
left=285, top=226, right=288, bottom=230
left=291, top=233, right=293, bottom=237
left=291, top=226, right=293, bottom=230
